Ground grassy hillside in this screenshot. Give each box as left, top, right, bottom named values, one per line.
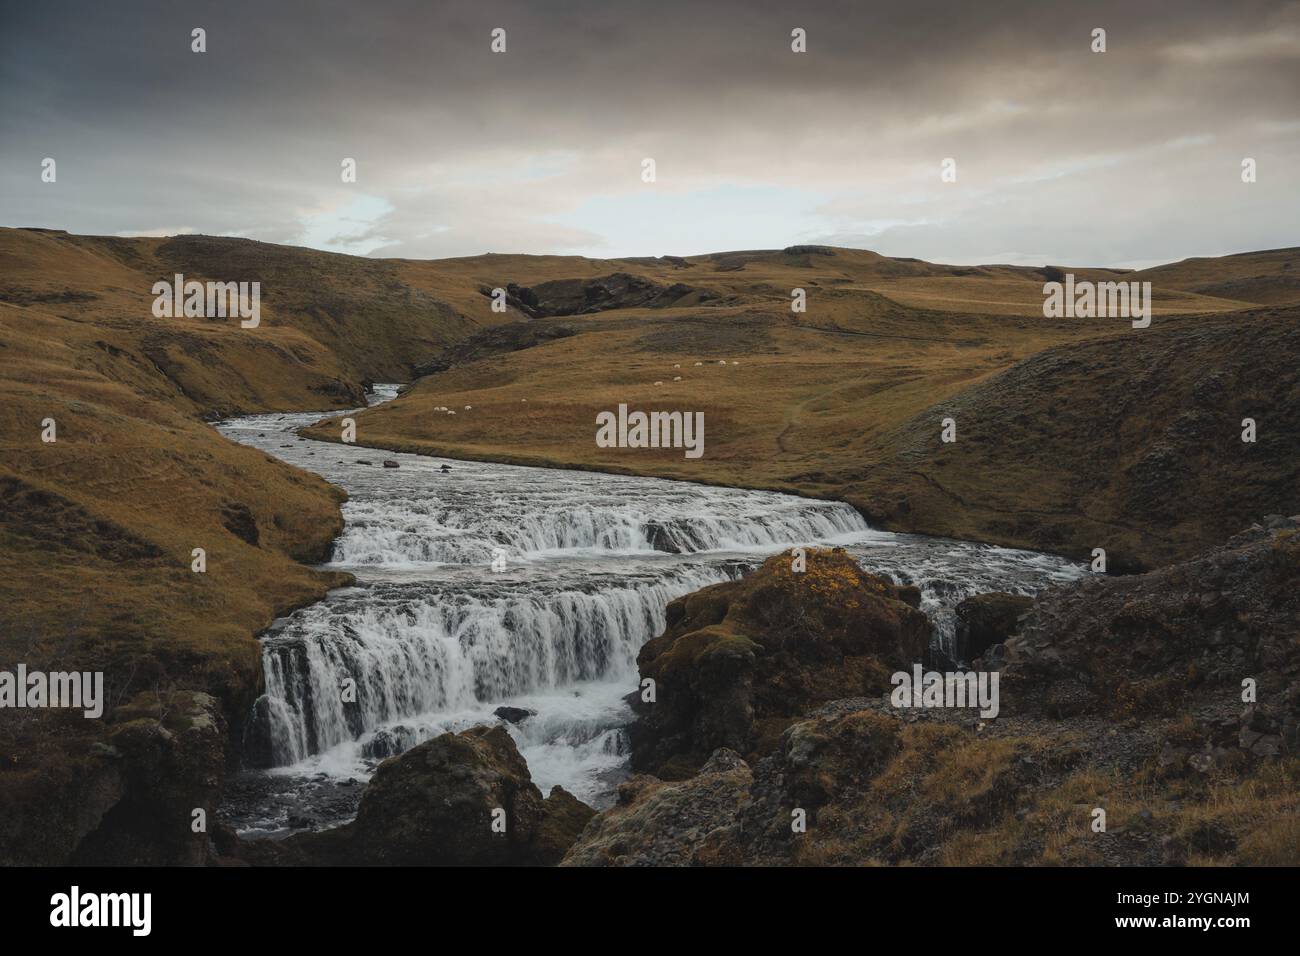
left=304, top=245, right=1299, bottom=567
left=3, top=229, right=1296, bottom=861
left=0, top=227, right=494, bottom=862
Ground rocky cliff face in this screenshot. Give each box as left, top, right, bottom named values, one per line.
left=627, top=548, right=930, bottom=777
left=567, top=524, right=1300, bottom=866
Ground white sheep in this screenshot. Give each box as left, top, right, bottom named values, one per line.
left=673, top=376, right=682, bottom=381
left=654, top=381, right=663, bottom=386
left=693, top=361, right=703, bottom=366
left=464, top=405, right=472, bottom=410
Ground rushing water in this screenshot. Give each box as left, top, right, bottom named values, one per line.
left=216, top=386, right=1082, bottom=836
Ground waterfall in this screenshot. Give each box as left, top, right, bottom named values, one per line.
left=329, top=491, right=869, bottom=566
left=255, top=565, right=741, bottom=767
left=217, top=387, right=1081, bottom=829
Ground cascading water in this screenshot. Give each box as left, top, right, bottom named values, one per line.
left=216, top=386, right=1082, bottom=836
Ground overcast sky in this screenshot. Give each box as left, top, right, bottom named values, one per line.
left=2, top=0, right=1297, bottom=267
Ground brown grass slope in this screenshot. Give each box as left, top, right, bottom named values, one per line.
left=843, top=307, right=1300, bottom=568
left=0, top=227, right=497, bottom=863
left=2, top=231, right=1296, bottom=862
left=311, top=246, right=1299, bottom=568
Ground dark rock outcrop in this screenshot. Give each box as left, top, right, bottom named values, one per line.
left=1000, top=515, right=1300, bottom=733
left=411, top=321, right=576, bottom=378
left=628, top=547, right=929, bottom=776
left=494, top=706, right=537, bottom=725
left=483, top=273, right=709, bottom=319
left=954, top=591, right=1033, bottom=662
left=560, top=749, right=753, bottom=867
left=70, top=691, right=228, bottom=866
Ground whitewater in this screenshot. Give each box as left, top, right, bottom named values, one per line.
left=216, top=386, right=1082, bottom=836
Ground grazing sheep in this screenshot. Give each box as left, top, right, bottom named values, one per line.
left=694, top=361, right=703, bottom=366
left=654, top=381, right=663, bottom=386
left=731, top=361, right=738, bottom=366
left=673, top=376, right=682, bottom=381
left=464, top=405, right=472, bottom=410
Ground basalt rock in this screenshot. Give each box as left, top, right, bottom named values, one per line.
left=411, top=320, right=577, bottom=377
left=487, top=273, right=706, bottom=318
left=628, top=548, right=929, bottom=775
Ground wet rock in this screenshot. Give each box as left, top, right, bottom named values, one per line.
left=896, top=584, right=923, bottom=609
left=382, top=460, right=399, bottom=469
left=360, top=727, right=409, bottom=760
left=494, top=706, right=537, bottom=725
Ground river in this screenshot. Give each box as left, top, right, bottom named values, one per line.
left=216, top=386, right=1082, bottom=837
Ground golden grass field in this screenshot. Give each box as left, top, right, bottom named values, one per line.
left=1, top=227, right=1296, bottom=861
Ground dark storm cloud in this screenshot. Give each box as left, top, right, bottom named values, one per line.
left=2, top=0, right=1297, bottom=263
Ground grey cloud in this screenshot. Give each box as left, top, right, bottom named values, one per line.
left=2, top=0, right=1297, bottom=264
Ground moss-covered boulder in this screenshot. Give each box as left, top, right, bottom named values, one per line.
left=628, top=547, right=929, bottom=775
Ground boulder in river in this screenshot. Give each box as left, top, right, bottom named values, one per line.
left=234, top=725, right=594, bottom=866
left=494, top=706, right=537, bottom=725
left=628, top=547, right=930, bottom=776
left=382, top=460, right=400, bottom=469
